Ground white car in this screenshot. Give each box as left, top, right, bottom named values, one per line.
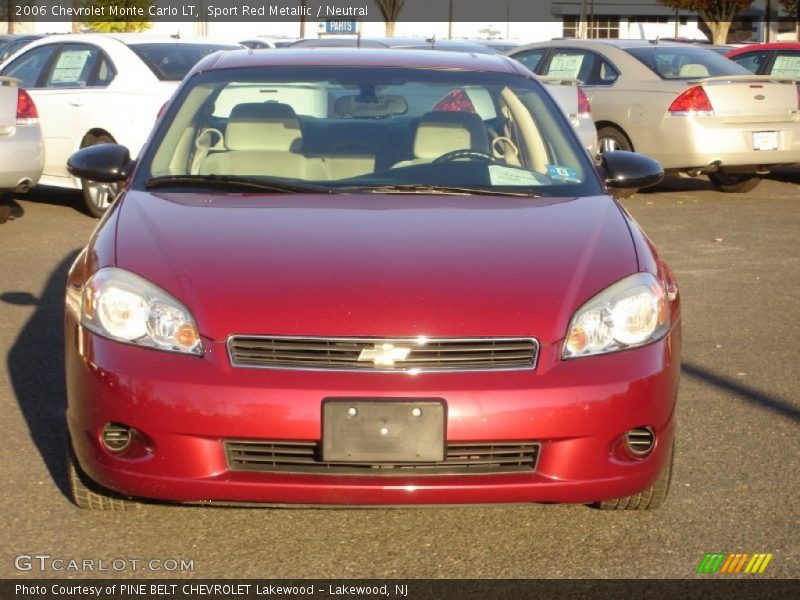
left=0, top=34, right=240, bottom=216
left=0, top=76, right=43, bottom=222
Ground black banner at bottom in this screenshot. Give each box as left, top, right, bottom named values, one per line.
left=4, top=579, right=799, bottom=600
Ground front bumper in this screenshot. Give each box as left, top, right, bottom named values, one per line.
left=642, top=116, right=800, bottom=171
left=65, top=319, right=681, bottom=506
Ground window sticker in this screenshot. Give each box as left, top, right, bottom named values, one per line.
left=770, top=55, right=800, bottom=78
left=547, top=54, right=585, bottom=79
left=488, top=165, right=550, bottom=186
left=546, top=164, right=582, bottom=183
left=50, top=50, right=92, bottom=84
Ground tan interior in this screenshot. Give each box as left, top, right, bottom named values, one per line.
left=393, top=111, right=492, bottom=168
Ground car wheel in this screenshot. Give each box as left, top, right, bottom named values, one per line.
left=68, top=445, right=139, bottom=510
left=597, top=126, right=633, bottom=155
left=80, top=134, right=122, bottom=218
left=708, top=172, right=761, bottom=193
left=596, top=126, right=637, bottom=199
left=591, top=442, right=674, bottom=511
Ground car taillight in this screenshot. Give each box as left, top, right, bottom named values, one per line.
left=433, top=89, right=476, bottom=114
left=16, top=88, right=38, bottom=123
left=667, top=85, right=714, bottom=116
left=577, top=87, right=591, bottom=118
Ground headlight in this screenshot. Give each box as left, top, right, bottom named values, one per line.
left=78, top=267, right=202, bottom=355
left=563, top=273, right=669, bottom=359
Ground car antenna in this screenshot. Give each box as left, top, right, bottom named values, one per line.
left=426, top=34, right=436, bottom=49
left=357, top=32, right=361, bottom=49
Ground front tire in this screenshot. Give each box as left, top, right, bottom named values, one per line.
left=68, top=445, right=139, bottom=510
left=590, top=442, right=674, bottom=511
left=708, top=172, right=761, bottom=193
left=80, top=134, right=122, bottom=218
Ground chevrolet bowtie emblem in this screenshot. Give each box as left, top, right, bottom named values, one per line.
left=357, top=343, right=412, bottom=367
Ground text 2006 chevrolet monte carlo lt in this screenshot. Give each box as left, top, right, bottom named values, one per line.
left=64, top=48, right=680, bottom=510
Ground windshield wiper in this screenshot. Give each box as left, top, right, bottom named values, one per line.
left=144, top=175, right=333, bottom=194
left=337, top=183, right=538, bottom=197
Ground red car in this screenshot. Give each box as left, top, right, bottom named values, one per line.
left=726, top=42, right=800, bottom=78
left=64, top=49, right=681, bottom=510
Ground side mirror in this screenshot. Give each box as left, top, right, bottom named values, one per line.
left=67, top=144, right=135, bottom=183
left=599, top=150, right=663, bottom=190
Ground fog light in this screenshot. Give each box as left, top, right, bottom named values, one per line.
left=626, top=426, right=655, bottom=457
left=101, top=423, right=132, bottom=452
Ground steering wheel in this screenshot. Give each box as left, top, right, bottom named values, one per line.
left=432, top=149, right=500, bottom=164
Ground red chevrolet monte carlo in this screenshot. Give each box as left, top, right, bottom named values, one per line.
left=64, top=48, right=681, bottom=511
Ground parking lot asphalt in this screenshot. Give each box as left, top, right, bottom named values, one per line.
left=1, top=175, right=798, bottom=579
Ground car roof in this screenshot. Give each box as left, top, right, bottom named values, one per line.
left=11, top=32, right=239, bottom=47
left=726, top=42, right=800, bottom=56
left=199, top=47, right=526, bottom=74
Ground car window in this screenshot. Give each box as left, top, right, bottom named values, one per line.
left=0, top=39, right=32, bottom=63
left=127, top=43, right=240, bottom=81
left=541, top=49, right=618, bottom=85
left=1, top=44, right=55, bottom=88
left=626, top=46, right=751, bottom=79
left=513, top=49, right=547, bottom=72
left=138, top=66, right=603, bottom=198
left=769, top=51, right=800, bottom=77
left=729, top=51, right=769, bottom=73
left=95, top=56, right=116, bottom=86
left=45, top=44, right=101, bottom=88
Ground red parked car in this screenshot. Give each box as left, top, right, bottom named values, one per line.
left=726, top=42, right=800, bottom=78
left=64, top=48, right=681, bottom=510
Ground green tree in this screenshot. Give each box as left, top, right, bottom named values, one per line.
left=660, top=0, right=754, bottom=44
left=372, top=0, right=404, bottom=37
left=85, top=0, right=153, bottom=33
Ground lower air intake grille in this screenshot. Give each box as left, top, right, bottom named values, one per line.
left=225, top=440, right=540, bottom=475
left=227, top=336, right=538, bottom=372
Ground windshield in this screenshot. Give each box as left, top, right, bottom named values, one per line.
left=135, top=66, right=602, bottom=197
left=128, top=43, right=240, bottom=81
left=625, top=46, right=752, bottom=79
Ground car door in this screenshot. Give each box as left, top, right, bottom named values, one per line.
left=511, top=47, right=551, bottom=74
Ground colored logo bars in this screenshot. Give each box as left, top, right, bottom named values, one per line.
left=696, top=553, right=773, bottom=574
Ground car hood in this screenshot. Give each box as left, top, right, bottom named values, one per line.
left=115, top=191, right=638, bottom=344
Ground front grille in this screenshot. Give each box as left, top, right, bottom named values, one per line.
left=225, top=440, right=540, bottom=475
left=227, top=336, right=538, bottom=372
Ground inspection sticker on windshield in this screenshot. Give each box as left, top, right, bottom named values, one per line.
left=488, top=165, right=547, bottom=186
left=546, top=164, right=581, bottom=183
left=753, top=131, right=778, bottom=151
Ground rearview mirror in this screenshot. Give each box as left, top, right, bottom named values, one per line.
left=334, top=94, right=408, bottom=118
left=599, top=151, right=663, bottom=190
left=67, top=144, right=135, bottom=183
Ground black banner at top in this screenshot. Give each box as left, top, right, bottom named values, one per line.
left=0, top=0, right=793, bottom=24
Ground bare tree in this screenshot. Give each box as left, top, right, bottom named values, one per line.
left=660, top=0, right=754, bottom=44
left=372, top=0, right=404, bottom=37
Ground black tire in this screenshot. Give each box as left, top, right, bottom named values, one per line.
left=597, top=126, right=633, bottom=155
left=591, top=442, right=674, bottom=511
left=708, top=172, right=761, bottom=193
left=68, top=445, right=139, bottom=511
left=80, top=133, right=122, bottom=218
left=596, top=126, right=637, bottom=199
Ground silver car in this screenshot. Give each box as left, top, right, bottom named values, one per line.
left=0, top=76, right=43, bottom=221
left=509, top=40, right=800, bottom=192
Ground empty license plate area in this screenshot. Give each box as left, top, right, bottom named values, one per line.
left=753, top=131, right=778, bottom=151
left=322, top=399, right=446, bottom=463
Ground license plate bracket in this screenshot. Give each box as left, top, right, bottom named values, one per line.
left=753, top=131, right=778, bottom=151
left=322, top=399, right=446, bottom=463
